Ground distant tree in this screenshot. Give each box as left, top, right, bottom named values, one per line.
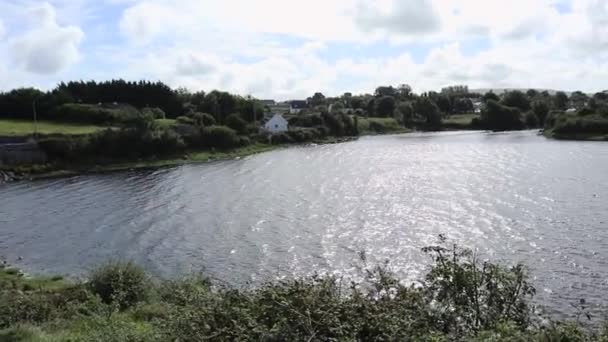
left=532, top=101, right=550, bottom=127
left=453, top=98, right=474, bottom=113
left=414, top=97, right=442, bottom=127
left=397, top=102, right=414, bottom=126
left=351, top=97, right=364, bottom=110
left=526, top=89, right=538, bottom=98
left=376, top=96, right=396, bottom=117
left=397, top=84, right=413, bottom=99
left=435, top=95, right=452, bottom=114
left=310, top=92, right=326, bottom=107
left=524, top=112, right=539, bottom=128
left=330, top=102, right=345, bottom=114
left=502, top=90, right=531, bottom=111
left=366, top=98, right=376, bottom=117
left=374, top=86, right=396, bottom=98
left=481, top=100, right=523, bottom=131
left=482, top=92, right=500, bottom=103
left=570, top=91, right=588, bottom=109
left=554, top=91, right=569, bottom=110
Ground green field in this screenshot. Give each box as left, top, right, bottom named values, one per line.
left=442, top=113, right=478, bottom=128
left=0, top=119, right=104, bottom=136
left=154, top=118, right=177, bottom=128
left=357, top=117, right=409, bottom=134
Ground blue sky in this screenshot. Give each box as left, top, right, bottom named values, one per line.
left=0, top=0, right=606, bottom=100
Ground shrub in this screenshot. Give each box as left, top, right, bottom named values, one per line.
left=187, top=112, right=216, bottom=127
left=200, top=125, right=241, bottom=149
left=88, top=261, right=150, bottom=310
left=141, top=107, right=166, bottom=119
left=525, top=111, right=539, bottom=128
left=481, top=100, right=524, bottom=131
left=225, top=113, right=248, bottom=134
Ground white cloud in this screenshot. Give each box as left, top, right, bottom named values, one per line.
left=355, top=0, right=441, bottom=35
left=9, top=2, right=84, bottom=74
left=2, top=0, right=608, bottom=97
left=0, top=19, right=5, bottom=40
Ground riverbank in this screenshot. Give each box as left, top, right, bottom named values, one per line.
left=0, top=136, right=360, bottom=183
left=1, top=242, right=606, bottom=341
left=543, top=129, right=608, bottom=141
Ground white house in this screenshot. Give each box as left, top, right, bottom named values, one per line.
left=263, top=114, right=289, bottom=133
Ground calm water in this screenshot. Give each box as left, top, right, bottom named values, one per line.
left=1, top=131, right=607, bottom=317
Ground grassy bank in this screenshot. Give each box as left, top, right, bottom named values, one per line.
left=4, top=143, right=281, bottom=181
left=442, top=113, right=479, bottom=130
left=357, top=117, right=411, bottom=135
left=0, top=119, right=105, bottom=137
left=1, top=239, right=607, bottom=341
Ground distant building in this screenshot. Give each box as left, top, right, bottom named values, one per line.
left=259, top=100, right=276, bottom=108
left=262, top=114, right=289, bottom=133
left=289, top=100, right=308, bottom=114
left=566, top=108, right=577, bottom=113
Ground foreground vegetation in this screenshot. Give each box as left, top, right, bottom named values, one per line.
left=1, top=237, right=607, bottom=341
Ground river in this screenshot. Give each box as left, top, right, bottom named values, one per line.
left=1, top=131, right=607, bottom=318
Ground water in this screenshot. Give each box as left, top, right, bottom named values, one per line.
left=1, top=131, right=607, bottom=318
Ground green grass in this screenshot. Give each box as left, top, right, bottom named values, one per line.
left=0, top=264, right=68, bottom=292
left=357, top=117, right=410, bottom=134
left=442, top=113, right=478, bottom=129
left=153, top=119, right=176, bottom=129
left=0, top=119, right=104, bottom=137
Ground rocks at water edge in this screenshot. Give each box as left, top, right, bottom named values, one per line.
left=0, top=170, right=17, bottom=184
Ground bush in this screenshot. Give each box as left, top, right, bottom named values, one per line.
left=141, top=107, right=166, bottom=119
left=200, top=125, right=241, bottom=149
left=225, top=113, right=248, bottom=134
left=187, top=112, right=216, bottom=127
left=88, top=261, right=150, bottom=310
left=525, top=111, right=539, bottom=128
left=481, top=100, right=524, bottom=131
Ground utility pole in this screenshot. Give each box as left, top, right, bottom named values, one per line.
left=32, top=98, right=38, bottom=139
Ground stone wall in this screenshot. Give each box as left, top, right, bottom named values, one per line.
left=0, top=142, right=47, bottom=166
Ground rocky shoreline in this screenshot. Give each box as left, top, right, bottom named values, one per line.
left=0, top=170, right=20, bottom=184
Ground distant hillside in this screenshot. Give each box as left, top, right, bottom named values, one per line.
left=470, top=88, right=575, bottom=96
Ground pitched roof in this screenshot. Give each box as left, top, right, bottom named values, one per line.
left=290, top=100, right=308, bottom=109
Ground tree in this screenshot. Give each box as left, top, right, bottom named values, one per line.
left=502, top=90, right=531, bottom=111
left=396, top=84, right=413, bottom=99
left=374, top=86, right=396, bottom=97
left=526, top=89, right=538, bottom=98
left=376, top=96, right=396, bottom=117
left=351, top=97, right=365, bottom=110
left=366, top=98, right=376, bottom=117
left=310, top=92, right=326, bottom=107
left=554, top=91, right=569, bottom=110
left=397, top=102, right=414, bottom=126
left=414, top=97, right=442, bottom=127
left=330, top=102, right=345, bottom=114
left=481, top=100, right=523, bottom=131
left=482, top=92, right=500, bottom=103
left=435, top=95, right=452, bottom=114
left=532, top=101, right=550, bottom=127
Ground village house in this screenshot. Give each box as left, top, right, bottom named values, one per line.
left=262, top=113, right=289, bottom=133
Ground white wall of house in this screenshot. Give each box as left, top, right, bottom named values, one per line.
left=289, top=107, right=302, bottom=114
left=263, top=114, right=289, bottom=133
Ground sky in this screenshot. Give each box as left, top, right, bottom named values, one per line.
left=0, top=0, right=607, bottom=100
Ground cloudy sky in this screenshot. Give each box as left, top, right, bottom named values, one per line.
left=0, top=0, right=607, bottom=99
